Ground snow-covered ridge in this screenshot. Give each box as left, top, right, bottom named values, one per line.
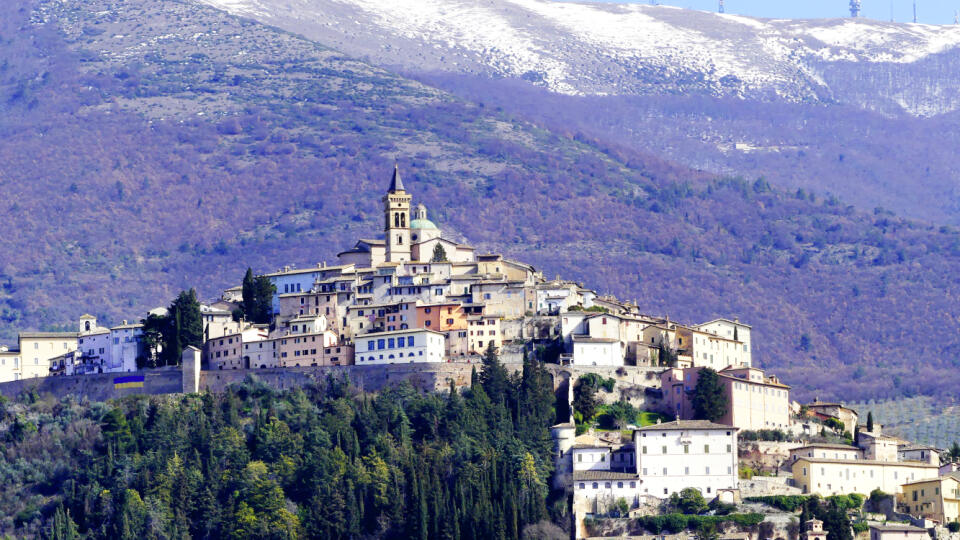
left=197, top=0, right=960, bottom=114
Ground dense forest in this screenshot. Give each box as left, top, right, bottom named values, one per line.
left=0, top=353, right=566, bottom=539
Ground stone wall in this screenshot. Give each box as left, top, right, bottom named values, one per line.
left=0, top=368, right=183, bottom=401
left=0, top=361, right=663, bottom=403
left=0, top=362, right=524, bottom=402
left=739, top=476, right=802, bottom=497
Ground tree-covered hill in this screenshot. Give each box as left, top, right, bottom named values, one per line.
left=2, top=0, right=960, bottom=401
left=0, top=356, right=561, bottom=539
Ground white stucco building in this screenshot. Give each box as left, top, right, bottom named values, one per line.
left=635, top=420, right=739, bottom=498
left=571, top=337, right=622, bottom=366
left=354, top=328, right=446, bottom=364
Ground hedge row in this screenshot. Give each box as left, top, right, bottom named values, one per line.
left=745, top=494, right=865, bottom=512
left=633, top=513, right=765, bottom=534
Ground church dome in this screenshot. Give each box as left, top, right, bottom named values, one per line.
left=410, top=218, right=437, bottom=229
left=410, top=203, right=437, bottom=229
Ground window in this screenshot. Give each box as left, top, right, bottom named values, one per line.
left=408, top=336, right=415, bottom=346
left=592, top=483, right=598, bottom=489
left=579, top=483, right=585, bottom=490
left=705, top=445, right=710, bottom=453
left=726, top=444, right=732, bottom=452
left=368, top=342, right=375, bottom=351
left=617, top=482, right=623, bottom=489
left=377, top=339, right=385, bottom=350
left=662, top=446, right=667, bottom=454
left=388, top=338, right=395, bottom=349
left=642, top=446, right=647, bottom=454
left=705, top=467, right=710, bottom=474
left=684, top=445, right=689, bottom=454
left=577, top=454, right=582, bottom=462
left=398, top=337, right=405, bottom=347
left=605, top=482, right=611, bottom=489
left=630, top=482, right=636, bottom=489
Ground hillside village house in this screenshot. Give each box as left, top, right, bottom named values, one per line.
left=898, top=475, right=960, bottom=524
left=693, top=319, right=752, bottom=365
left=859, top=431, right=901, bottom=462
left=206, top=326, right=268, bottom=370
left=869, top=524, right=929, bottom=540
left=354, top=328, right=446, bottom=364
left=791, top=457, right=938, bottom=496
left=900, top=444, right=942, bottom=466
left=806, top=400, right=860, bottom=435
left=572, top=420, right=739, bottom=514
left=0, top=346, right=21, bottom=382
left=634, top=420, right=739, bottom=498
left=660, top=366, right=790, bottom=431
left=790, top=443, right=864, bottom=462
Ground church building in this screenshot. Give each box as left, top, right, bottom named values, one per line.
left=337, top=165, right=476, bottom=267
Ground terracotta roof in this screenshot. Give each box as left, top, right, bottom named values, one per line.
left=793, top=457, right=938, bottom=468
left=573, top=471, right=640, bottom=482
left=869, top=525, right=927, bottom=532
left=792, top=443, right=861, bottom=451
left=572, top=336, right=619, bottom=344
left=355, top=328, right=446, bottom=338
left=635, top=420, right=737, bottom=432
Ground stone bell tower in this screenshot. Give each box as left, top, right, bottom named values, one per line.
left=383, top=164, right=412, bottom=263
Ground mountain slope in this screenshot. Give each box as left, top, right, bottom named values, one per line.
left=199, top=0, right=960, bottom=115
left=4, top=0, right=960, bottom=402
left=196, top=0, right=960, bottom=225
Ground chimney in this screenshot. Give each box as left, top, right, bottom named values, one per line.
left=122, top=320, right=127, bottom=325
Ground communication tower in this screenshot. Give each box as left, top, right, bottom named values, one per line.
left=913, top=1, right=918, bottom=22
left=719, top=0, right=725, bottom=13
left=850, top=0, right=861, bottom=18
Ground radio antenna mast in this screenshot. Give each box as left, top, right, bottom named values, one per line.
left=719, top=0, right=725, bottom=13
left=913, top=1, right=918, bottom=22
left=850, top=0, right=862, bottom=18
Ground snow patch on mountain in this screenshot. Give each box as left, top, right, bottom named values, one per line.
left=198, top=0, right=960, bottom=114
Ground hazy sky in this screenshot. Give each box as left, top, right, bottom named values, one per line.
left=612, top=0, right=960, bottom=24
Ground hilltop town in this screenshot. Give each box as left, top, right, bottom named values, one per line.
left=1, top=167, right=959, bottom=539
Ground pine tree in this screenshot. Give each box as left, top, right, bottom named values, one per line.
left=867, top=411, right=874, bottom=433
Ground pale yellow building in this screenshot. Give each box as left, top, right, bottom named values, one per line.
left=468, top=315, right=501, bottom=354
left=18, top=332, right=78, bottom=379
left=792, top=457, right=938, bottom=496
left=898, top=475, right=960, bottom=524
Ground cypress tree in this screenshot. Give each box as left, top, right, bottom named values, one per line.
left=690, top=368, right=729, bottom=422
left=241, top=267, right=255, bottom=321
